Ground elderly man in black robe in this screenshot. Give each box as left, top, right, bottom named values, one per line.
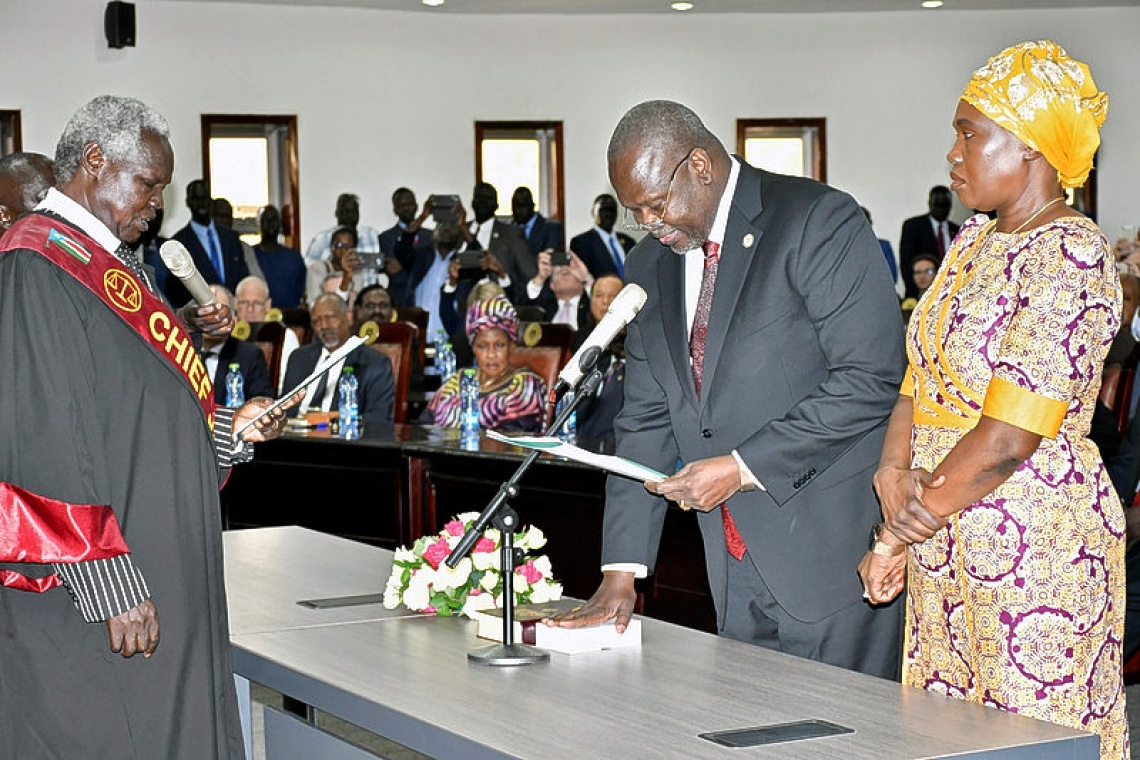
left=0, top=95, right=296, bottom=758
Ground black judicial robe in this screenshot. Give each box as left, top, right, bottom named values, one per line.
left=0, top=219, right=245, bottom=757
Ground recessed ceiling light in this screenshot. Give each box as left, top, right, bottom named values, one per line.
left=422, top=0, right=445, bottom=6
left=921, top=1, right=944, bottom=7
left=671, top=2, right=694, bottom=10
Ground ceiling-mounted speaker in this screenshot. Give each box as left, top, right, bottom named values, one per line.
left=105, top=2, right=136, bottom=49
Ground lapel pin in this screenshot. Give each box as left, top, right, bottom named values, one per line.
left=742, top=233, right=755, bottom=248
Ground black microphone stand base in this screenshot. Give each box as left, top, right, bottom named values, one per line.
left=468, top=642, right=550, bottom=666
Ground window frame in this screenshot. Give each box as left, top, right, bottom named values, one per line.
left=736, top=117, right=827, bottom=183
left=475, top=120, right=565, bottom=225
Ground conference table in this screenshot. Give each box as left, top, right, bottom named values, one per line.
left=224, top=526, right=1098, bottom=759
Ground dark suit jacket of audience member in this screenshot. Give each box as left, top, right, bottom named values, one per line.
left=167, top=224, right=251, bottom=307
left=518, top=214, right=564, bottom=256
left=569, top=228, right=636, bottom=279
left=281, top=342, right=395, bottom=425
left=382, top=225, right=433, bottom=305
left=208, top=337, right=274, bottom=406
left=392, top=230, right=454, bottom=308
left=898, top=215, right=959, bottom=298
left=577, top=352, right=624, bottom=444
left=466, top=221, right=536, bottom=301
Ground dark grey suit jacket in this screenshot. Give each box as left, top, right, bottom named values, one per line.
left=601, top=161, right=904, bottom=625
left=282, top=342, right=395, bottom=425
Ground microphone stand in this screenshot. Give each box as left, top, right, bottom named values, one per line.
left=446, top=347, right=604, bottom=666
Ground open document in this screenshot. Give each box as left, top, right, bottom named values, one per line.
left=235, top=335, right=367, bottom=438
left=486, top=430, right=667, bottom=482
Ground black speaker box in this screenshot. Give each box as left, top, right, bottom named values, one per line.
left=104, top=1, right=136, bottom=49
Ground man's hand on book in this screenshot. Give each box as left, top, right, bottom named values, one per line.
left=542, top=570, right=636, bottom=633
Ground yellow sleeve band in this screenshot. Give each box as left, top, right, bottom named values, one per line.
left=900, top=365, right=915, bottom=398
left=981, top=375, right=1067, bottom=438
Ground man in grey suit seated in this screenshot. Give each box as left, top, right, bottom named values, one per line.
left=548, top=100, right=905, bottom=680
left=282, top=293, right=395, bottom=426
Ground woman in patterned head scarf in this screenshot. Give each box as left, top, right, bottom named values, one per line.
left=424, top=295, right=547, bottom=432
left=859, top=41, right=1125, bottom=758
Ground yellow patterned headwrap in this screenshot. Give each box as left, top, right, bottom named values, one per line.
left=961, top=40, right=1108, bottom=189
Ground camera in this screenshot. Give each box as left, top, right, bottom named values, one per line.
left=431, top=195, right=461, bottom=225
left=550, top=251, right=571, bottom=266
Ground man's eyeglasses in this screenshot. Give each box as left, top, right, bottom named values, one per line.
left=236, top=299, right=266, bottom=310
left=622, top=151, right=692, bottom=233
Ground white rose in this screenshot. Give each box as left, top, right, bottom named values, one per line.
left=456, top=512, right=481, bottom=524
left=403, top=571, right=433, bottom=611
left=383, top=587, right=402, bottom=609
left=528, top=582, right=554, bottom=604
left=434, top=557, right=471, bottom=591
left=518, top=526, right=546, bottom=550
left=472, top=551, right=496, bottom=572
left=393, top=546, right=418, bottom=563
left=532, top=555, right=553, bottom=578
left=484, top=528, right=501, bottom=545
left=479, top=571, right=499, bottom=592
left=461, top=592, right=497, bottom=618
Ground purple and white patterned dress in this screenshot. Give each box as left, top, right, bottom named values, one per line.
left=427, top=368, right=547, bottom=433
left=902, top=213, right=1127, bottom=759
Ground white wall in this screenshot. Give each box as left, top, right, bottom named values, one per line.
left=2, top=0, right=1137, bottom=249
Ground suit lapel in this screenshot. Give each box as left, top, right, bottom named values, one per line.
left=657, top=247, right=698, bottom=410
left=700, top=162, right=764, bottom=402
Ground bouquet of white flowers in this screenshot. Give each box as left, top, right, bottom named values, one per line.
left=382, top=512, right=563, bottom=617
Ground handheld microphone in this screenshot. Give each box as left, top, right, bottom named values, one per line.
left=557, top=283, right=647, bottom=390
left=159, top=240, right=218, bottom=306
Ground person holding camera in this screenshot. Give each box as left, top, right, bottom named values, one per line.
left=522, top=249, right=592, bottom=330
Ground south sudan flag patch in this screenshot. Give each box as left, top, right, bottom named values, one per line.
left=47, top=228, right=92, bottom=265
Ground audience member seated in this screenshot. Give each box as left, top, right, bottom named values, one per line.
left=511, top=186, right=563, bottom=256
left=282, top=293, right=394, bottom=425
left=425, top=295, right=546, bottom=433
left=570, top=194, right=635, bottom=279
left=236, top=275, right=300, bottom=393
left=212, top=196, right=264, bottom=281
left=253, top=204, right=306, bottom=308
left=898, top=185, right=958, bottom=298
left=306, top=226, right=365, bottom=306
left=523, top=250, right=591, bottom=330
left=199, top=284, right=274, bottom=405
left=450, top=280, right=506, bottom=369
left=356, top=284, right=424, bottom=392
left=861, top=205, right=899, bottom=288
left=304, top=192, right=381, bottom=263
left=911, top=252, right=940, bottom=300
left=577, top=327, right=626, bottom=445
left=167, top=178, right=250, bottom=307
left=458, top=183, right=535, bottom=302
left=0, top=151, right=54, bottom=234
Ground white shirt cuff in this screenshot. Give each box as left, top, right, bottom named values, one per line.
left=732, top=449, right=765, bottom=491
left=601, top=563, right=648, bottom=578
left=526, top=280, right=543, bottom=300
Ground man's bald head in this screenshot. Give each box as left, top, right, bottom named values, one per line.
left=0, top=152, right=55, bottom=232
left=607, top=100, right=725, bottom=182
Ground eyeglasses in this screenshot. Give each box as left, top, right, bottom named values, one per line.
left=913, top=267, right=936, bottom=276
left=236, top=299, right=266, bottom=310
left=622, top=151, right=692, bottom=232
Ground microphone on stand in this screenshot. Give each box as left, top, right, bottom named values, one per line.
left=556, top=283, right=646, bottom=391
left=159, top=240, right=218, bottom=306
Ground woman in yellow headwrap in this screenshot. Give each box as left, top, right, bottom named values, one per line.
left=859, top=41, right=1125, bottom=757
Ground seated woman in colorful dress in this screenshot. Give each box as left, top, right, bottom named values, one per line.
left=425, top=295, right=546, bottom=433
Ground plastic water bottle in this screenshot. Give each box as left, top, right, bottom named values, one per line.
left=225, top=363, right=245, bottom=408
left=338, top=367, right=360, bottom=439
left=459, top=368, right=480, bottom=444
left=437, top=341, right=456, bottom=380
left=556, top=389, right=577, bottom=443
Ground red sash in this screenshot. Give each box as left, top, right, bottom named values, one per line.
left=0, top=213, right=215, bottom=591
left=2, top=213, right=216, bottom=426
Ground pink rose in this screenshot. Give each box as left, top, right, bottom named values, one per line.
left=473, top=537, right=496, bottom=553
left=444, top=520, right=465, bottom=537
left=470, top=588, right=483, bottom=596
left=423, top=605, right=437, bottom=614
left=516, top=559, right=543, bottom=584
left=423, top=537, right=451, bottom=570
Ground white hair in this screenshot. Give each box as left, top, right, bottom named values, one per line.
left=54, top=95, right=170, bottom=184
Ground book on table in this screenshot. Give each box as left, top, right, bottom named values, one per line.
left=471, top=599, right=642, bottom=654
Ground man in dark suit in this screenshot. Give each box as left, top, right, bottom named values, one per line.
left=569, top=194, right=636, bottom=279
left=458, top=182, right=535, bottom=303
left=898, top=185, right=957, bottom=298
left=512, top=186, right=563, bottom=256
left=199, top=285, right=274, bottom=405
left=522, top=250, right=591, bottom=330
left=282, top=293, right=394, bottom=426
left=547, top=101, right=905, bottom=680
left=167, top=179, right=249, bottom=307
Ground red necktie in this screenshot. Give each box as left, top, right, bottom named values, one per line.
left=936, top=223, right=946, bottom=255
left=689, top=241, right=746, bottom=561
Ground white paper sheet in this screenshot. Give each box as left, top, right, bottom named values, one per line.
left=486, top=430, right=667, bottom=482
